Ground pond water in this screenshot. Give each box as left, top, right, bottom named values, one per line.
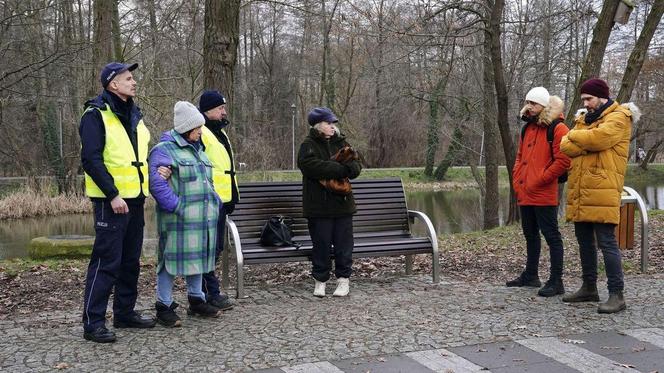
left=1, top=183, right=662, bottom=260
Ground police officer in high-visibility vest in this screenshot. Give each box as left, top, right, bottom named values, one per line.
left=79, top=62, right=156, bottom=343
left=198, top=90, right=238, bottom=310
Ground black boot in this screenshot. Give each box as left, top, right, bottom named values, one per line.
left=155, top=301, right=182, bottom=327
left=83, top=326, right=116, bottom=343
left=537, top=278, right=565, bottom=297
left=207, top=294, right=234, bottom=311
left=598, top=291, right=626, bottom=314
left=187, top=296, right=220, bottom=318
left=562, top=281, right=600, bottom=302
left=506, top=273, right=541, bottom=288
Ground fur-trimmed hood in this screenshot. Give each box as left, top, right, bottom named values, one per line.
left=575, top=102, right=641, bottom=124
left=520, top=95, right=564, bottom=125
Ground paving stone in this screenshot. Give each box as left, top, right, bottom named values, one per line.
left=0, top=274, right=663, bottom=371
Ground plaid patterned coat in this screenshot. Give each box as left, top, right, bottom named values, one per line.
left=148, top=130, right=220, bottom=276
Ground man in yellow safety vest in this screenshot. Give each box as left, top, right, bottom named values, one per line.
left=79, top=62, right=156, bottom=343
left=198, top=90, right=239, bottom=310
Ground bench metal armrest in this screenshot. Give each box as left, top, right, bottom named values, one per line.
left=622, top=186, right=649, bottom=272
left=408, top=210, right=440, bottom=283
left=225, top=217, right=246, bottom=298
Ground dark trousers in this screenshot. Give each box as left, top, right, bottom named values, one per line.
left=520, top=205, right=564, bottom=280
left=574, top=222, right=624, bottom=293
left=308, top=216, right=354, bottom=282
left=202, top=205, right=228, bottom=299
left=82, top=199, right=144, bottom=332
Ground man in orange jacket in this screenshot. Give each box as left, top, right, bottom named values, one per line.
left=507, top=87, right=570, bottom=297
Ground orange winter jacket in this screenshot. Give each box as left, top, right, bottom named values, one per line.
left=513, top=96, right=571, bottom=206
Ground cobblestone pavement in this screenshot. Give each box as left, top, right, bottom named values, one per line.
left=1, top=273, right=663, bottom=372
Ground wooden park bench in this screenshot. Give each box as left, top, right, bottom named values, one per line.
left=221, top=178, right=440, bottom=298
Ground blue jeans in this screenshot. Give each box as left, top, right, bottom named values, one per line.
left=156, top=267, right=205, bottom=306
left=520, top=206, right=564, bottom=280
left=574, top=222, right=625, bottom=293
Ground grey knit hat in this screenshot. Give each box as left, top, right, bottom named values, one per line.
left=173, top=101, right=205, bottom=134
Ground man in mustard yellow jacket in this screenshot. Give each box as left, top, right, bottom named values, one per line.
left=560, top=78, right=640, bottom=314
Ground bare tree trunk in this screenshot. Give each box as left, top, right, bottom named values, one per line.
left=616, top=1, right=664, bottom=103
left=369, top=0, right=386, bottom=167
left=565, top=0, right=620, bottom=123
left=434, top=125, right=464, bottom=181
left=319, top=0, right=340, bottom=109
left=111, top=0, right=123, bottom=61
left=424, top=78, right=444, bottom=176
left=487, top=0, right=517, bottom=224
left=61, top=0, right=81, bottom=192
left=90, top=0, right=115, bottom=96
left=203, top=0, right=240, bottom=107
left=482, top=23, right=499, bottom=229
left=542, top=0, right=552, bottom=88
left=639, top=140, right=662, bottom=170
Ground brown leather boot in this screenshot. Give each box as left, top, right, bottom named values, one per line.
left=598, top=291, right=626, bottom=314
left=562, top=281, right=599, bottom=303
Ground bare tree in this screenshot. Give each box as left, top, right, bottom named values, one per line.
left=616, top=0, right=664, bottom=103
left=565, top=0, right=620, bottom=122
left=203, top=0, right=240, bottom=105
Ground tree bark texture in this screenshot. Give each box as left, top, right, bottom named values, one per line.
left=91, top=0, right=115, bottom=96
left=487, top=0, right=517, bottom=224
left=616, top=0, right=664, bottom=103
left=203, top=0, right=240, bottom=107
left=482, top=23, right=500, bottom=229
left=565, top=0, right=620, bottom=123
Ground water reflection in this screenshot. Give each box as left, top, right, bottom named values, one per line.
left=1, top=184, right=662, bottom=259
left=0, top=210, right=158, bottom=260
left=407, top=188, right=510, bottom=235
left=407, top=183, right=663, bottom=236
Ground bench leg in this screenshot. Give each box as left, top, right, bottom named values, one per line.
left=432, top=249, right=440, bottom=284
left=221, top=242, right=230, bottom=290
left=405, top=255, right=414, bottom=275
left=236, top=259, right=246, bottom=299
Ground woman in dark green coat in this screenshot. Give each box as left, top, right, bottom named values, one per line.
left=297, top=107, right=362, bottom=297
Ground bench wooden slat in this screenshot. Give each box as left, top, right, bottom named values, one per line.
left=242, top=238, right=433, bottom=262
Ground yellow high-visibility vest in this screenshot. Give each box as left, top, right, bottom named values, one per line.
left=201, top=126, right=237, bottom=202
left=84, top=104, right=151, bottom=198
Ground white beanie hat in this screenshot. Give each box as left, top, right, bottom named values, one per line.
left=173, top=101, right=205, bottom=134
left=525, top=87, right=550, bottom=107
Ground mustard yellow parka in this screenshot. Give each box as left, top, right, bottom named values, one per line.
left=560, top=101, right=639, bottom=224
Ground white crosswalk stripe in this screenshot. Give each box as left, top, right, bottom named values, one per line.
left=275, top=329, right=664, bottom=373
left=281, top=361, right=345, bottom=373
left=406, top=348, right=489, bottom=373
left=516, top=337, right=640, bottom=373
left=623, top=328, right=664, bottom=349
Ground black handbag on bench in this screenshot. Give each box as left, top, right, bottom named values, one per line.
left=259, top=215, right=301, bottom=248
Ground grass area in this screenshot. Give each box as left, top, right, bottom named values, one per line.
left=625, top=163, right=664, bottom=184
left=237, top=166, right=511, bottom=184
left=238, top=164, right=661, bottom=185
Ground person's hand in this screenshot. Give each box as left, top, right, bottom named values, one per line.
left=110, top=195, right=129, bottom=214
left=157, top=166, right=172, bottom=180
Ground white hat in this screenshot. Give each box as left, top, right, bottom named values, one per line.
left=173, top=101, right=205, bottom=134
left=525, top=87, right=550, bottom=107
